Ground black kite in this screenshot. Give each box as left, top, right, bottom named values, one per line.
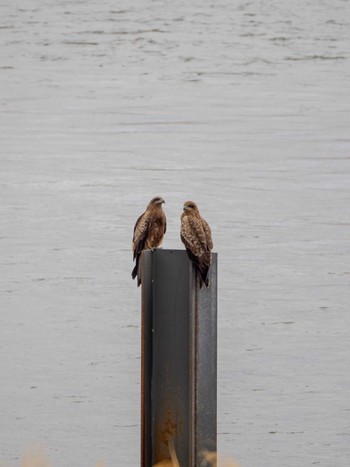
left=180, top=200, right=213, bottom=288
left=132, top=196, right=166, bottom=286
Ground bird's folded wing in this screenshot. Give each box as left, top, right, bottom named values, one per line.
left=181, top=215, right=207, bottom=257
left=132, top=212, right=150, bottom=258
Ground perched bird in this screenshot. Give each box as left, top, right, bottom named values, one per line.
left=132, top=196, right=166, bottom=286
left=180, top=200, right=213, bottom=288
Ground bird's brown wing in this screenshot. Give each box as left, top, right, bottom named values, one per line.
left=180, top=214, right=208, bottom=257
left=132, top=211, right=151, bottom=260
left=181, top=213, right=212, bottom=287
left=202, top=218, right=213, bottom=250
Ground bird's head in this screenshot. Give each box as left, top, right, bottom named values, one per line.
left=148, top=196, right=165, bottom=208
left=183, top=200, right=199, bottom=212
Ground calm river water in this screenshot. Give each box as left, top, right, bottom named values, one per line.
left=1, top=0, right=349, bottom=466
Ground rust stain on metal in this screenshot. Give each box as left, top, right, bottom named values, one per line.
left=160, top=410, right=178, bottom=446
left=154, top=410, right=178, bottom=463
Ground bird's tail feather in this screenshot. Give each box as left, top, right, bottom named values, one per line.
left=132, top=256, right=142, bottom=286
left=131, top=263, right=138, bottom=280
left=199, top=265, right=210, bottom=288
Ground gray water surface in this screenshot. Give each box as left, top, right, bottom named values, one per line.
left=1, top=1, right=350, bottom=466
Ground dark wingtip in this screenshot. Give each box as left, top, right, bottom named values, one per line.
left=132, top=260, right=142, bottom=286
left=200, top=268, right=210, bottom=288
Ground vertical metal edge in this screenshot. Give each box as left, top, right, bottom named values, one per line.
left=196, top=254, right=218, bottom=464
left=189, top=262, right=197, bottom=467
left=141, top=250, right=153, bottom=467
left=150, top=250, right=156, bottom=467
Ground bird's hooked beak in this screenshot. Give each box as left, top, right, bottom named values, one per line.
left=183, top=205, right=188, bottom=211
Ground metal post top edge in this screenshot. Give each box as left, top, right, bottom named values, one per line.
left=141, top=249, right=218, bottom=255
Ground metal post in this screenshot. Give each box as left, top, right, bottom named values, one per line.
left=141, top=249, right=217, bottom=467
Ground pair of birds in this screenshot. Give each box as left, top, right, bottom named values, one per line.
left=132, top=196, right=213, bottom=288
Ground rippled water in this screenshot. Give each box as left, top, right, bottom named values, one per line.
left=1, top=1, right=350, bottom=466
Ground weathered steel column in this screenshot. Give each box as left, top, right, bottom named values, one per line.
left=141, top=249, right=217, bottom=467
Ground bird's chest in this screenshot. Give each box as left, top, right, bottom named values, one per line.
left=146, top=218, right=164, bottom=248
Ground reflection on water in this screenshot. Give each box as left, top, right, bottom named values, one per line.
left=1, top=0, right=349, bottom=466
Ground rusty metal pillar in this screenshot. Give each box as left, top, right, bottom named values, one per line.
left=141, top=249, right=217, bottom=467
